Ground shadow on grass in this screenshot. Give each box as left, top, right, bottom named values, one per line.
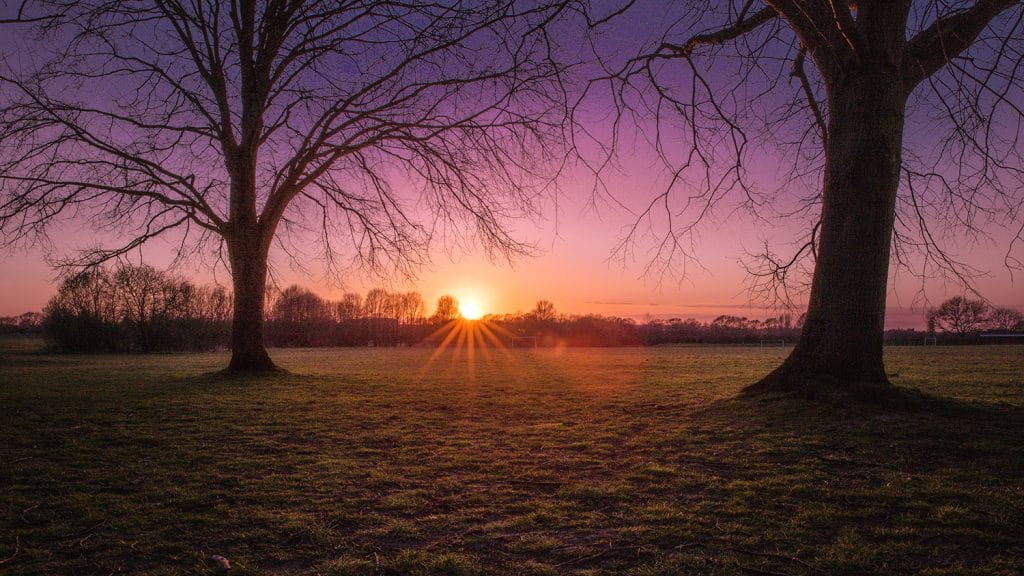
left=694, top=389, right=1024, bottom=519
left=3, top=346, right=1022, bottom=576
left=183, top=366, right=311, bottom=387
left=610, top=390, right=1024, bottom=574
left=701, top=386, right=1024, bottom=472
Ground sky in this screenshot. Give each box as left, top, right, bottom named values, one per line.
left=1, top=1, right=1022, bottom=326
left=2, top=167, right=1020, bottom=327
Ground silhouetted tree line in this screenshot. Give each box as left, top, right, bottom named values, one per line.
left=920, top=296, right=1024, bottom=344
left=43, top=264, right=231, bottom=352
left=36, top=268, right=1024, bottom=352
left=265, top=286, right=434, bottom=347
left=642, top=313, right=802, bottom=346
left=0, top=312, right=43, bottom=336
left=485, top=302, right=801, bottom=347
left=881, top=297, right=1024, bottom=346
left=41, top=265, right=444, bottom=351
left=485, top=302, right=644, bottom=347
left=469, top=300, right=1023, bottom=347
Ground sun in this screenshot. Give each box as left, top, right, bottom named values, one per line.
left=460, top=299, right=485, bottom=320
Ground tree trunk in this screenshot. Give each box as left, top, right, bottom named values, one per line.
left=226, top=229, right=278, bottom=373
left=747, top=64, right=907, bottom=398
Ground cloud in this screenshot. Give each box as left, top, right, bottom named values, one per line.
left=583, top=300, right=782, bottom=310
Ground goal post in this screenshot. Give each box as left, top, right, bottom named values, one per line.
left=511, top=336, right=538, bottom=348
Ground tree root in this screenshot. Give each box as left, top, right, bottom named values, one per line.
left=213, top=363, right=289, bottom=378
left=742, top=363, right=927, bottom=408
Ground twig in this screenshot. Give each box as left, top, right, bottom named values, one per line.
left=741, top=566, right=792, bottom=576
left=727, top=546, right=821, bottom=573
left=20, top=503, right=40, bottom=523
left=675, top=538, right=819, bottom=574
left=555, top=547, right=613, bottom=567
left=0, top=536, right=20, bottom=565
left=555, top=544, right=640, bottom=567
left=119, top=539, right=179, bottom=563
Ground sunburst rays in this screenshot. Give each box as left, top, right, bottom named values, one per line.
left=419, top=317, right=518, bottom=380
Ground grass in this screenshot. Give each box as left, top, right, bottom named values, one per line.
left=1, top=340, right=1022, bottom=575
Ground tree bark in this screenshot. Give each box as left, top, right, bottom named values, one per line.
left=747, top=61, right=908, bottom=398
left=226, top=226, right=278, bottom=373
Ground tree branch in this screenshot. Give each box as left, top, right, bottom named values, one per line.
left=656, top=6, right=779, bottom=59
left=903, top=0, right=1021, bottom=92
left=791, top=45, right=827, bottom=144
left=766, top=0, right=861, bottom=71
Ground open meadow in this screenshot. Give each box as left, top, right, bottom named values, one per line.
left=1, top=341, right=1023, bottom=575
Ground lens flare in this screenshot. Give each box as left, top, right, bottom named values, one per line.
left=419, top=315, right=517, bottom=381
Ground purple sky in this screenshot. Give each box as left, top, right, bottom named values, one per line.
left=1, top=1, right=1022, bottom=326
left=2, top=167, right=1020, bottom=327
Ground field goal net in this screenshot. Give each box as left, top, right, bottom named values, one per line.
left=923, top=336, right=938, bottom=345
left=759, top=339, right=786, bottom=347
left=511, top=336, right=538, bottom=348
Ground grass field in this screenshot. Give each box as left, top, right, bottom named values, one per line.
left=1, top=340, right=1023, bottom=575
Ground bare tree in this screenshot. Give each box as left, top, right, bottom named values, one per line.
left=114, top=263, right=179, bottom=351
left=201, top=285, right=233, bottom=324
left=381, top=290, right=403, bottom=321
left=363, top=288, right=391, bottom=319
left=432, top=294, right=460, bottom=322
left=271, top=285, right=330, bottom=324
left=44, top=268, right=118, bottom=325
left=985, top=306, right=1024, bottom=332
left=398, top=291, right=426, bottom=325
left=585, top=1, right=1023, bottom=398
left=0, top=0, right=574, bottom=371
left=927, top=296, right=990, bottom=336
left=531, top=299, right=557, bottom=321
left=334, top=292, right=364, bottom=322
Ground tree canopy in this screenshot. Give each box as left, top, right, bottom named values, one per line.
left=0, top=0, right=577, bottom=370
left=580, top=0, right=1023, bottom=398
